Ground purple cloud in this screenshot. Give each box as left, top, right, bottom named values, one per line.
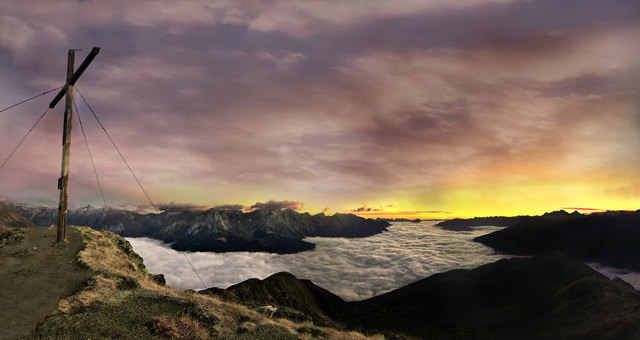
left=0, top=1, right=637, bottom=216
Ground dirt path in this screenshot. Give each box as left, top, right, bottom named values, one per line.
left=0, top=226, right=89, bottom=340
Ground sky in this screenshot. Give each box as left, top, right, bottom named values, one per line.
left=0, top=0, right=639, bottom=219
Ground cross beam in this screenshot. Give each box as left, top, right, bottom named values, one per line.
left=52, top=47, right=100, bottom=242
left=49, top=47, right=100, bottom=109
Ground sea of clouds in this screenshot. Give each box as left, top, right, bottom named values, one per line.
left=128, top=221, right=640, bottom=301
left=128, top=222, right=507, bottom=300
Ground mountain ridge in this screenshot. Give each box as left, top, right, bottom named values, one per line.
left=474, top=209, right=640, bottom=271
left=7, top=203, right=389, bottom=254
left=207, top=252, right=640, bottom=339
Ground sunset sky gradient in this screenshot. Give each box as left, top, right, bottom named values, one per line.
left=0, top=1, right=639, bottom=218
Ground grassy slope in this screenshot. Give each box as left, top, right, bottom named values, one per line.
left=31, top=226, right=379, bottom=340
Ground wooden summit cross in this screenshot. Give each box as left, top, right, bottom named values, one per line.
left=49, top=47, right=100, bottom=242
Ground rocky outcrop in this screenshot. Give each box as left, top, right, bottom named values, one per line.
left=474, top=210, right=640, bottom=271
left=0, top=202, right=34, bottom=230
left=0, top=202, right=35, bottom=242
left=8, top=204, right=389, bottom=254
left=206, top=253, right=640, bottom=339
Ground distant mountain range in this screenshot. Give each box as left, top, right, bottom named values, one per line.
left=202, top=252, right=640, bottom=339
left=435, top=210, right=584, bottom=230
left=7, top=203, right=389, bottom=254
left=436, top=215, right=531, bottom=231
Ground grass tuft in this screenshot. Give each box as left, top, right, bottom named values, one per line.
left=151, top=315, right=209, bottom=339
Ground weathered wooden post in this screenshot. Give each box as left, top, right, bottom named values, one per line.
left=49, top=47, right=100, bottom=242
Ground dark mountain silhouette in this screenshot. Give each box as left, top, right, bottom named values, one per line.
left=207, top=252, right=640, bottom=339
left=436, top=210, right=588, bottom=231
left=201, top=272, right=346, bottom=328
left=474, top=210, right=640, bottom=271
left=345, top=251, right=640, bottom=339
left=8, top=204, right=389, bottom=254
left=379, top=218, right=423, bottom=223
left=436, top=215, right=532, bottom=230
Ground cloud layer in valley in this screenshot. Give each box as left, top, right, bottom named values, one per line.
left=127, top=237, right=289, bottom=290
left=130, top=221, right=640, bottom=301
left=129, top=221, right=512, bottom=300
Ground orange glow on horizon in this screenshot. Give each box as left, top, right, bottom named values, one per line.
left=349, top=210, right=451, bottom=220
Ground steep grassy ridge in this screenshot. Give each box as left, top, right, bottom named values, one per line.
left=32, top=227, right=380, bottom=340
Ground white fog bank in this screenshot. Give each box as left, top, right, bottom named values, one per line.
left=128, top=222, right=640, bottom=301
left=129, top=222, right=510, bottom=300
